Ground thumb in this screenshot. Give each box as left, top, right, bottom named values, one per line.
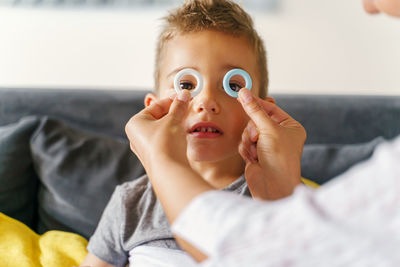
left=238, top=88, right=275, bottom=131
left=168, top=90, right=190, bottom=123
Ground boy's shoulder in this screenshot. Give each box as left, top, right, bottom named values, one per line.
left=118, top=174, right=151, bottom=193
left=88, top=174, right=177, bottom=257
left=108, top=174, right=174, bottom=249
left=116, top=174, right=155, bottom=206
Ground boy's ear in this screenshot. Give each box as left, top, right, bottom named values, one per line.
left=144, top=93, right=158, bottom=107
left=264, top=96, right=276, bottom=104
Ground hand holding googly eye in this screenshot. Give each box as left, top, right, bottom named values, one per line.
left=174, top=68, right=252, bottom=98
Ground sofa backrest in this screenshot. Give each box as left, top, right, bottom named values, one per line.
left=1, top=88, right=399, bottom=144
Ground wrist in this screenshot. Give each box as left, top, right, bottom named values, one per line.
left=146, top=152, right=190, bottom=180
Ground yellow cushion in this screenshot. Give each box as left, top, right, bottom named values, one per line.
left=301, top=177, right=320, bottom=188
left=0, top=212, right=88, bottom=267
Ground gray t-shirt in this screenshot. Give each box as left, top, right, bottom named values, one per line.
left=87, top=174, right=250, bottom=267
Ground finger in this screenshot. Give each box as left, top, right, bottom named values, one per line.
left=240, top=127, right=258, bottom=163
left=125, top=116, right=137, bottom=143
left=239, top=143, right=250, bottom=163
left=168, top=90, right=190, bottom=123
left=246, top=120, right=259, bottom=142
left=255, top=98, right=294, bottom=125
left=168, top=91, right=177, bottom=100
left=241, top=126, right=255, bottom=156
left=250, top=143, right=258, bottom=161
left=146, top=98, right=174, bottom=119
left=265, top=96, right=276, bottom=104
left=239, top=143, right=256, bottom=164
left=242, top=123, right=258, bottom=160
left=238, top=88, right=276, bottom=131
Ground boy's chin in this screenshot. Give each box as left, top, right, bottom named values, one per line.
left=186, top=146, right=238, bottom=163
left=187, top=148, right=224, bottom=163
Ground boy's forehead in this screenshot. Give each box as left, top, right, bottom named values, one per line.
left=160, top=31, right=258, bottom=77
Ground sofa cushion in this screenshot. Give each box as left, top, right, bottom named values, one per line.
left=0, top=212, right=87, bottom=267
left=0, top=116, right=40, bottom=229
left=30, top=117, right=145, bottom=238
left=301, top=136, right=386, bottom=185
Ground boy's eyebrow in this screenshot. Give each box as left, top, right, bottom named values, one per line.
left=167, top=67, right=199, bottom=78
left=167, top=65, right=244, bottom=78
left=221, top=64, right=243, bottom=72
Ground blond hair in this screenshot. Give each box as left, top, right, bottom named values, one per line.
left=154, top=0, right=268, bottom=99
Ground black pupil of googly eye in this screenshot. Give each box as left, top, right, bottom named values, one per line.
left=179, top=74, right=197, bottom=90
left=228, top=75, right=245, bottom=92
left=180, top=82, right=195, bottom=90
left=229, top=83, right=242, bottom=92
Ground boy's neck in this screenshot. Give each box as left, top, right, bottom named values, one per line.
left=189, top=155, right=245, bottom=189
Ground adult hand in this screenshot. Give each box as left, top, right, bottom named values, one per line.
left=238, top=88, right=306, bottom=200
left=125, top=90, right=211, bottom=262
left=125, top=90, right=191, bottom=176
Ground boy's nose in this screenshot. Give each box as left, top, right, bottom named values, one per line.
left=193, top=90, right=221, bottom=114
left=195, top=101, right=220, bottom=114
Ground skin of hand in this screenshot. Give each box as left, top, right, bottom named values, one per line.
left=237, top=88, right=307, bottom=200
left=125, top=89, right=212, bottom=262
left=125, top=90, right=191, bottom=174
left=125, top=90, right=213, bottom=209
left=363, top=0, right=400, bottom=17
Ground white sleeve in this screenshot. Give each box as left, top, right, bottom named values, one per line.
left=172, top=137, right=400, bottom=267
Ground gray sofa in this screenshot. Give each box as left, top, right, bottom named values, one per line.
left=1, top=88, right=399, bottom=240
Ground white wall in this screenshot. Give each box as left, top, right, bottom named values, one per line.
left=0, top=0, right=399, bottom=95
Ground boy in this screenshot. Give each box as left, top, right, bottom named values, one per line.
left=81, top=0, right=301, bottom=266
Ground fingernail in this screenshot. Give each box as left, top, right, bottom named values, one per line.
left=168, top=91, right=177, bottom=100
left=239, top=89, right=253, bottom=104
left=250, top=126, right=258, bottom=140
left=178, top=90, right=190, bottom=102
left=250, top=144, right=257, bottom=158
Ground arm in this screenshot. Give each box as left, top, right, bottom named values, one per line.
left=125, top=91, right=215, bottom=261
left=125, top=91, right=213, bottom=224
left=171, top=137, right=400, bottom=265
left=79, top=253, right=118, bottom=267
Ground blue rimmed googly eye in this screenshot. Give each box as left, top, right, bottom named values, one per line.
left=223, top=69, right=252, bottom=98
left=174, top=68, right=204, bottom=97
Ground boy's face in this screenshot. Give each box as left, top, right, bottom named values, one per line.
left=148, top=30, right=260, bottom=163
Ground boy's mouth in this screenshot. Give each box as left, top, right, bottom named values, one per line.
left=188, top=122, right=223, bottom=138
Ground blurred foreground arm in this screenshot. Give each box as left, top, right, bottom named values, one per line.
left=172, top=136, right=400, bottom=266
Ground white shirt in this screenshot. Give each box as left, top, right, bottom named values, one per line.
left=129, top=246, right=198, bottom=267
left=172, top=137, right=400, bottom=267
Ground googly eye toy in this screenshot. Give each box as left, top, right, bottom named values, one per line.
left=174, top=68, right=204, bottom=97
left=174, top=68, right=252, bottom=98
left=222, top=68, right=252, bottom=98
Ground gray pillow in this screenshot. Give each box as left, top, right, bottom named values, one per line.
left=30, top=117, right=145, bottom=238
left=301, top=136, right=386, bottom=185
left=0, top=116, right=40, bottom=228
